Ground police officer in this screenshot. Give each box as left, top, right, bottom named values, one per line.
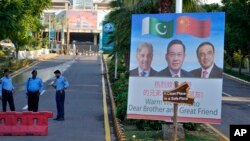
left=0, top=69, right=15, bottom=112
left=51, top=70, right=69, bottom=121
left=25, top=69, right=44, bottom=112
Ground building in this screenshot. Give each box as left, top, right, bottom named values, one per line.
left=43, top=0, right=112, bottom=53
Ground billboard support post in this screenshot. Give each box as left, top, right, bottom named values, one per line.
left=173, top=82, right=179, bottom=141
left=163, top=81, right=194, bottom=141
left=173, top=1, right=182, bottom=140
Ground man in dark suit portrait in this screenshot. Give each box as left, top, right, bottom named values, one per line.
left=130, top=42, right=158, bottom=77
left=190, top=42, right=223, bottom=78
left=158, top=39, right=192, bottom=77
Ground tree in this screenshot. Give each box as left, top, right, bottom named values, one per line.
left=160, top=0, right=204, bottom=12
left=0, top=0, right=51, bottom=59
left=223, top=0, right=250, bottom=74
left=107, top=0, right=159, bottom=70
left=202, top=3, right=222, bottom=12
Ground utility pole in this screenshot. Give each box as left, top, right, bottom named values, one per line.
left=66, top=18, right=70, bottom=55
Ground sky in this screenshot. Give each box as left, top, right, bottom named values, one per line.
left=203, top=0, right=222, bottom=5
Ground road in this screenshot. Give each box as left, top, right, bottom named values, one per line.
left=213, top=74, right=250, bottom=138
left=1, top=55, right=108, bottom=141
left=1, top=54, right=250, bottom=140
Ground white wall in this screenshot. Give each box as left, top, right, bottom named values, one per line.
left=17, top=49, right=50, bottom=60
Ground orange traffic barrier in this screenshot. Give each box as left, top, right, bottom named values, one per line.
left=0, top=111, right=53, bottom=136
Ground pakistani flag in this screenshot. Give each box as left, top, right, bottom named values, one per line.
left=142, top=17, right=174, bottom=38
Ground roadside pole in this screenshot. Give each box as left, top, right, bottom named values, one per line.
left=114, top=52, right=118, bottom=79
left=173, top=82, right=179, bottom=141
left=49, top=14, right=51, bottom=49
left=173, top=1, right=183, bottom=141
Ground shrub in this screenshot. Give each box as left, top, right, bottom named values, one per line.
left=1, top=59, right=33, bottom=73
left=0, top=50, right=5, bottom=57
left=115, top=91, right=128, bottom=120
left=107, top=56, right=128, bottom=81
left=183, top=123, right=200, bottom=131
left=135, top=120, right=163, bottom=131
left=111, top=78, right=128, bottom=96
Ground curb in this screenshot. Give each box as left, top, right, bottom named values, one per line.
left=204, top=124, right=229, bottom=141
left=223, top=73, right=250, bottom=85
left=102, top=55, right=127, bottom=141
left=10, top=61, right=40, bottom=77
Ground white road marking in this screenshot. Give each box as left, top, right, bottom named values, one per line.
left=22, top=105, right=28, bottom=110
left=22, top=90, right=46, bottom=110
left=222, top=92, right=232, bottom=97
left=223, top=96, right=250, bottom=102
left=40, top=90, right=46, bottom=95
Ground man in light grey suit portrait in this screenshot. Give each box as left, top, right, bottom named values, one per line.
left=130, top=42, right=158, bottom=77
left=190, top=42, right=223, bottom=78
left=158, top=39, right=192, bottom=77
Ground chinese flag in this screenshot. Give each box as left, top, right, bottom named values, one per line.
left=176, top=16, right=210, bottom=38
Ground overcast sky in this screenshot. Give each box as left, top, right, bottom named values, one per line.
left=203, top=0, right=222, bottom=5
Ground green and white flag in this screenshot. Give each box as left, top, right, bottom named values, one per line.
left=142, top=17, right=174, bottom=38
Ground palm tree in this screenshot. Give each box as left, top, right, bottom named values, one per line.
left=160, top=0, right=204, bottom=12
left=160, top=0, right=173, bottom=12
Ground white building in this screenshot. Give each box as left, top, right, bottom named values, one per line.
left=43, top=0, right=112, bottom=52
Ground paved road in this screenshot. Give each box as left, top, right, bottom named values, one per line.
left=1, top=55, right=107, bottom=141
left=213, top=74, right=250, bottom=138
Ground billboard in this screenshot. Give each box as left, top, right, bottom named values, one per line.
left=127, top=12, right=225, bottom=124
left=67, top=10, right=97, bottom=30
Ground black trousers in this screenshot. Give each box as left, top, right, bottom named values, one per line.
left=27, top=91, right=40, bottom=112
left=56, top=90, right=65, bottom=119
left=1, top=89, right=15, bottom=112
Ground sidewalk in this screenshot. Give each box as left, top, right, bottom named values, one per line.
left=37, top=53, right=58, bottom=61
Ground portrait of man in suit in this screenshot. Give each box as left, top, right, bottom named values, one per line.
left=190, top=42, right=223, bottom=78
left=158, top=39, right=192, bottom=77
left=130, top=42, right=158, bottom=77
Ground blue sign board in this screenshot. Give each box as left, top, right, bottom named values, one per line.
left=100, top=22, right=114, bottom=51
left=50, top=28, right=55, bottom=40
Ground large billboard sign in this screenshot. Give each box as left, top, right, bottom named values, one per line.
left=67, top=10, right=97, bottom=30
left=127, top=12, right=225, bottom=124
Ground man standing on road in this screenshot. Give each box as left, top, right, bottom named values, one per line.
left=25, top=69, right=44, bottom=112
left=0, top=69, right=15, bottom=112
left=51, top=70, right=69, bottom=121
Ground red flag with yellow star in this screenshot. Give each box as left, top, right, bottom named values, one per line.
left=176, top=16, right=210, bottom=38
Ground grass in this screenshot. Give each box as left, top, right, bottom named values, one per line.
left=124, top=125, right=221, bottom=141
left=125, top=130, right=163, bottom=141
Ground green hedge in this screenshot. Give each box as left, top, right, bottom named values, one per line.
left=0, top=59, right=33, bottom=77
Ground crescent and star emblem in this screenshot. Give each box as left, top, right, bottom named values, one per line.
left=155, top=23, right=168, bottom=35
